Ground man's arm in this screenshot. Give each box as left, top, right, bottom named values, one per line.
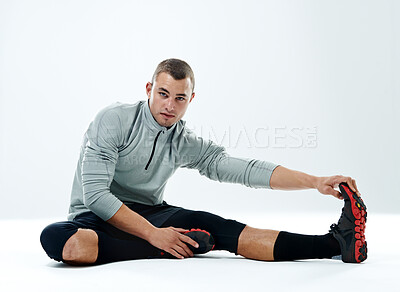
left=180, top=132, right=360, bottom=199
left=181, top=133, right=278, bottom=189
left=269, top=165, right=361, bottom=199
left=107, top=204, right=199, bottom=259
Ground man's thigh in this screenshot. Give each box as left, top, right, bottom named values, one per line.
left=160, top=208, right=247, bottom=254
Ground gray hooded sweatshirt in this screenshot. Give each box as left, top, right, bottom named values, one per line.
left=68, top=100, right=278, bottom=221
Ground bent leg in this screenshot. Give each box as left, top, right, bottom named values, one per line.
left=40, top=218, right=167, bottom=266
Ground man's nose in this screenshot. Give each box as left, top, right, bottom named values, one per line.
left=166, top=98, right=175, bottom=112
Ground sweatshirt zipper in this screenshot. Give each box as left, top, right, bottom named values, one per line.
left=145, top=130, right=162, bottom=170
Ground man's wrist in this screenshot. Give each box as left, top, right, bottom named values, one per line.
left=308, top=175, right=320, bottom=189
left=143, top=225, right=158, bottom=242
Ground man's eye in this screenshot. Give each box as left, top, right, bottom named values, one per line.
left=159, top=92, right=167, bottom=97
left=176, top=97, right=185, bottom=101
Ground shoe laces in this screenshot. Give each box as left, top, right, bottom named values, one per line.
left=330, top=223, right=339, bottom=233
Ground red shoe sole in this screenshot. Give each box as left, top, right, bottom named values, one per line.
left=340, top=183, right=367, bottom=263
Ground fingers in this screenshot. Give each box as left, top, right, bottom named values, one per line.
left=326, top=186, right=343, bottom=200
left=163, top=227, right=197, bottom=259
left=164, top=241, right=192, bottom=259
left=176, top=241, right=194, bottom=258
left=343, top=176, right=360, bottom=197
left=174, top=233, right=198, bottom=258
left=167, top=238, right=195, bottom=259
left=170, top=227, right=189, bottom=233
left=334, top=190, right=344, bottom=200
left=352, top=179, right=361, bottom=197
left=168, top=226, right=199, bottom=249
left=167, top=248, right=185, bottom=259
left=332, top=175, right=361, bottom=197
left=332, top=175, right=345, bottom=187
left=180, top=233, right=200, bottom=249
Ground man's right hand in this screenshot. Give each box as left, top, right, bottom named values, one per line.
left=147, top=227, right=199, bottom=259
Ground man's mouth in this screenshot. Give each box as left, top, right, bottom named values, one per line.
left=160, top=113, right=175, bottom=119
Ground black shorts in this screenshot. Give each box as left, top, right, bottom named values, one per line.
left=40, top=202, right=247, bottom=264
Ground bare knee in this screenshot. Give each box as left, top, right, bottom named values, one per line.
left=62, top=228, right=98, bottom=265
left=237, top=226, right=280, bottom=261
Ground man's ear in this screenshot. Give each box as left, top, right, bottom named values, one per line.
left=146, top=82, right=152, bottom=99
left=189, top=92, right=195, bottom=103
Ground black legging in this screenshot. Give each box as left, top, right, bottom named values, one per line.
left=40, top=208, right=247, bottom=265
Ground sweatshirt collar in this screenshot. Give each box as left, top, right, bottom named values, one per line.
left=143, top=99, right=177, bottom=133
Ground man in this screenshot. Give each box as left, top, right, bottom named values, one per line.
left=40, top=58, right=367, bottom=265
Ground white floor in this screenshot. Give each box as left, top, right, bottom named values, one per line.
left=0, top=212, right=399, bottom=292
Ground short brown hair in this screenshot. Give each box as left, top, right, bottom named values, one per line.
left=152, top=58, right=195, bottom=91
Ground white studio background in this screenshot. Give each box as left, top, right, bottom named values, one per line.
left=0, top=0, right=399, bottom=220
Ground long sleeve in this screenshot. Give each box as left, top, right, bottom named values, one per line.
left=81, top=108, right=124, bottom=221
left=181, top=131, right=279, bottom=189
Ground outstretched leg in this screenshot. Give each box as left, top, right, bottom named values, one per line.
left=162, top=208, right=341, bottom=261
left=237, top=182, right=367, bottom=263
left=237, top=226, right=341, bottom=261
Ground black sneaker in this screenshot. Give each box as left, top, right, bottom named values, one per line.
left=183, top=228, right=215, bottom=254
left=329, top=182, right=367, bottom=263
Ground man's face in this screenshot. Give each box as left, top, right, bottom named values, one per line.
left=146, top=72, right=195, bottom=128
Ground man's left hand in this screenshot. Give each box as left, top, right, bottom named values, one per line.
left=315, top=175, right=361, bottom=200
